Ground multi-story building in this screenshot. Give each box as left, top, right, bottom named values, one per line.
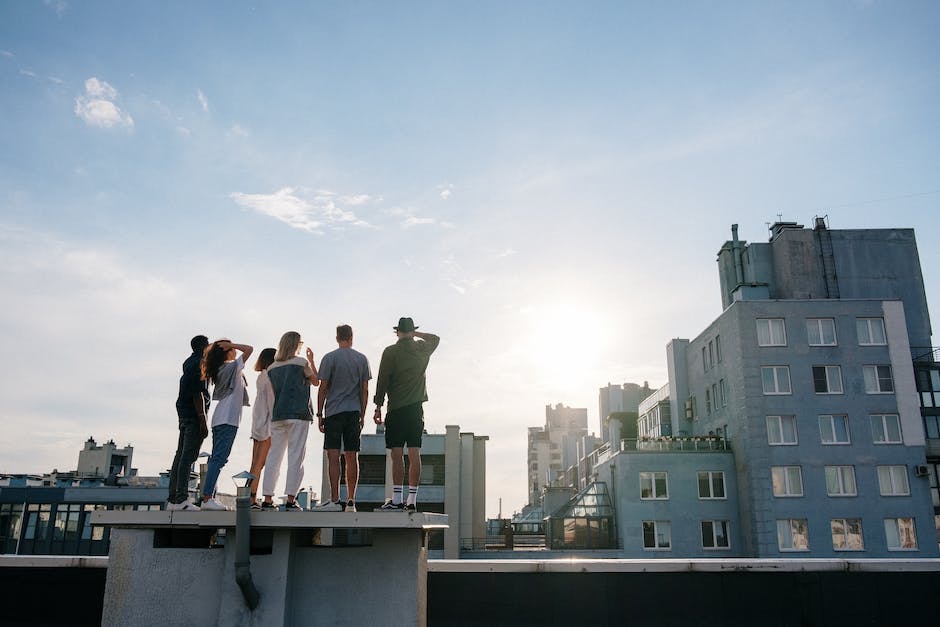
left=321, top=425, right=487, bottom=558
left=526, top=404, right=588, bottom=506
left=599, top=382, right=654, bottom=442
left=570, top=220, right=939, bottom=557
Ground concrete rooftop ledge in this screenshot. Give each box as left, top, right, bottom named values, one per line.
left=0, top=555, right=109, bottom=569
left=91, top=509, right=448, bottom=530
left=429, top=557, right=940, bottom=573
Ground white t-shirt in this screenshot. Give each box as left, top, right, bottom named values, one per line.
left=211, top=356, right=247, bottom=428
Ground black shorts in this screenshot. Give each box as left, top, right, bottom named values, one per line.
left=323, top=411, right=362, bottom=452
left=384, top=403, right=424, bottom=449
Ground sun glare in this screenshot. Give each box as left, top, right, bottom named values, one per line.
left=523, top=303, right=608, bottom=386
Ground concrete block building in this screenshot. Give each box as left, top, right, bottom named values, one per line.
left=580, top=220, right=939, bottom=557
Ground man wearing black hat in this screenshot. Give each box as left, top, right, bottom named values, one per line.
left=373, top=317, right=439, bottom=512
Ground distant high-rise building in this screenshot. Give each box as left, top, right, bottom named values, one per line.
left=526, top=404, right=588, bottom=506
left=599, top=382, right=654, bottom=442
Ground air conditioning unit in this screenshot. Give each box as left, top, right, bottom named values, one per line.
left=913, top=464, right=930, bottom=477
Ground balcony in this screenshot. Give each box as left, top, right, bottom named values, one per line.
left=620, top=436, right=730, bottom=453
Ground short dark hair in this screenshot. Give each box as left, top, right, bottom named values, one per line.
left=190, top=335, right=209, bottom=352
left=254, top=347, right=277, bottom=372
left=336, top=325, right=353, bottom=342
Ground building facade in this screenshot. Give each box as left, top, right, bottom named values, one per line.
left=526, top=404, right=588, bottom=506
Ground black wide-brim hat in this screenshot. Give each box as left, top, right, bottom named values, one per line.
left=394, top=317, right=418, bottom=332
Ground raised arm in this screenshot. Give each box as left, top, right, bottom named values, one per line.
left=305, top=347, right=320, bottom=386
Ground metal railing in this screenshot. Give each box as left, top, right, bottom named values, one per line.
left=911, top=347, right=940, bottom=364
left=620, top=437, right=730, bottom=453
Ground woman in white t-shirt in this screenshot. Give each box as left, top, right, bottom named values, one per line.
left=248, top=347, right=276, bottom=508
left=200, top=339, right=253, bottom=511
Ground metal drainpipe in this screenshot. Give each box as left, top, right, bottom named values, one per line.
left=234, top=484, right=260, bottom=610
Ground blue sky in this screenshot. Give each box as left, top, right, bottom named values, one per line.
left=1, top=1, right=938, bottom=515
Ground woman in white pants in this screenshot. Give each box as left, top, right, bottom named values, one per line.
left=261, top=331, right=319, bottom=511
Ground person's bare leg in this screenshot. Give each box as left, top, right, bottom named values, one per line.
left=327, top=449, right=341, bottom=502
left=344, top=451, right=359, bottom=502
left=249, top=438, right=271, bottom=502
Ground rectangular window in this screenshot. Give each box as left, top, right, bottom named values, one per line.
left=831, top=518, right=864, bottom=550
left=863, top=365, right=894, bottom=394
left=871, top=414, right=902, bottom=444
left=698, top=471, right=726, bottom=499
left=715, top=335, right=722, bottom=363
left=807, top=318, right=837, bottom=346
left=701, top=520, right=730, bottom=549
left=857, top=318, right=887, bottom=345
left=819, top=414, right=850, bottom=444
left=702, top=346, right=708, bottom=372
left=825, top=465, right=857, bottom=496
left=767, top=415, right=798, bottom=445
left=719, top=379, right=728, bottom=407
left=705, top=388, right=711, bottom=415
left=757, top=318, right=787, bottom=346
left=777, top=518, right=809, bottom=551
left=813, top=365, right=844, bottom=394
left=884, top=518, right=917, bottom=550
left=642, top=520, right=671, bottom=549
left=640, top=471, right=668, bottom=499
left=762, top=366, right=791, bottom=394
left=708, top=341, right=715, bottom=370
left=772, top=466, right=803, bottom=497
left=878, top=465, right=910, bottom=495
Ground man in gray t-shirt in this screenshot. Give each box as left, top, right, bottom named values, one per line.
left=314, top=324, right=372, bottom=512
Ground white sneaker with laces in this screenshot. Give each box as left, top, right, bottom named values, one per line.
left=345, top=501, right=357, bottom=513
left=313, top=500, right=342, bottom=512
left=167, top=498, right=201, bottom=511
left=201, top=497, right=228, bottom=511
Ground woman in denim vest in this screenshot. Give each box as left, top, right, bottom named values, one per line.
left=260, top=331, right=319, bottom=511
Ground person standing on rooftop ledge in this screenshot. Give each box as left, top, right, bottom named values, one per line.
left=201, top=339, right=254, bottom=511
left=167, top=334, right=210, bottom=512
left=314, top=324, right=372, bottom=513
left=373, top=317, right=440, bottom=513
left=262, top=331, right=319, bottom=512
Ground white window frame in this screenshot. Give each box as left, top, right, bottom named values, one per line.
left=697, top=471, right=726, bottom=500
left=871, top=414, right=902, bottom=444
left=819, top=414, right=850, bottom=445
left=777, top=518, right=809, bottom=551
left=857, top=317, right=887, bottom=346
left=825, top=465, right=857, bottom=496
left=807, top=318, right=837, bottom=346
left=757, top=318, right=787, bottom=346
left=863, top=365, right=894, bottom=394
left=701, top=520, right=730, bottom=550
left=813, top=365, right=844, bottom=394
left=639, top=471, right=668, bottom=500
left=884, top=517, right=917, bottom=550
left=772, top=466, right=803, bottom=497
left=831, top=518, right=864, bottom=551
left=878, top=465, right=910, bottom=496
left=715, top=335, right=722, bottom=363
left=767, top=415, right=798, bottom=445
left=719, top=379, right=728, bottom=408
left=761, top=366, right=791, bottom=395
left=642, top=520, right=672, bottom=550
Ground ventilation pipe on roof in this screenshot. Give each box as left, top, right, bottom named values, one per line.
left=731, top=224, right=744, bottom=286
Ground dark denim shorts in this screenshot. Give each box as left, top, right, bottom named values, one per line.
left=384, top=403, right=424, bottom=448
left=323, top=411, right=362, bottom=452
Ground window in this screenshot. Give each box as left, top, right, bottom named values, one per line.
left=863, top=365, right=894, bottom=394
left=871, top=414, right=902, bottom=444
left=698, top=471, right=726, bottom=499
left=819, top=414, right=850, bottom=444
left=705, top=388, right=711, bottom=415
left=719, top=379, right=728, bottom=407
left=831, top=518, right=863, bottom=550
left=813, top=365, right=843, bottom=394
left=857, top=318, right=887, bottom=345
left=701, top=520, right=730, bottom=549
left=715, top=335, right=722, bottom=363
left=885, top=518, right=917, bottom=550
left=878, top=465, right=910, bottom=496
left=825, top=466, right=857, bottom=496
left=761, top=366, right=791, bottom=394
left=642, top=520, right=671, bottom=549
left=807, top=318, right=837, bottom=346
left=777, top=519, right=809, bottom=551
left=767, top=415, right=798, bottom=445
left=702, top=346, right=709, bottom=372
left=757, top=318, right=787, bottom=346
left=708, top=340, right=715, bottom=370
left=640, top=472, right=668, bottom=499
left=712, top=383, right=719, bottom=411
left=772, top=466, right=803, bottom=497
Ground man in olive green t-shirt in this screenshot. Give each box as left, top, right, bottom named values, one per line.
left=373, top=317, right=440, bottom=512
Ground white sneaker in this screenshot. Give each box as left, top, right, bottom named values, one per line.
left=167, top=498, right=201, bottom=511
left=345, top=501, right=357, bottom=513
left=200, top=497, right=228, bottom=511
left=313, top=500, right=342, bottom=512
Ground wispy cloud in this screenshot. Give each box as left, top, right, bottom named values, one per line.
left=43, top=0, right=68, bottom=17
left=230, top=187, right=377, bottom=233
left=74, top=77, right=134, bottom=129
left=495, top=248, right=517, bottom=259
left=196, top=89, right=209, bottom=113
left=0, top=50, right=13, bottom=58
left=389, top=206, right=441, bottom=229
left=438, top=183, right=453, bottom=200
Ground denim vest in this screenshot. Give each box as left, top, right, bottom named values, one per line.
left=267, top=360, right=313, bottom=421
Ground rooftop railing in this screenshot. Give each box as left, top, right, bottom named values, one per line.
left=911, top=347, right=940, bottom=364
left=620, top=436, right=730, bottom=453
